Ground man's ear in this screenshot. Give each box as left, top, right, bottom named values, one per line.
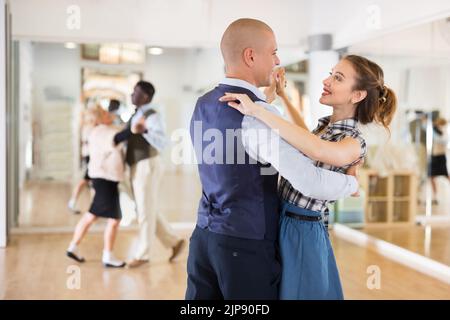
left=351, top=90, right=367, bottom=104
left=242, top=47, right=255, bottom=67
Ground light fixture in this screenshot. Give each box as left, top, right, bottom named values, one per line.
left=64, top=42, right=77, bottom=49
left=98, top=43, right=145, bottom=64
left=147, top=47, right=164, bottom=55
left=99, top=44, right=121, bottom=64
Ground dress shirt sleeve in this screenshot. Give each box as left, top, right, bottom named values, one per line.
left=142, top=112, right=168, bottom=152
left=241, top=102, right=358, bottom=201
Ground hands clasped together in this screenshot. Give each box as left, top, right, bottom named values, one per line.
left=219, top=67, right=287, bottom=117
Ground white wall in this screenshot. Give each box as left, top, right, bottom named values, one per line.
left=407, top=67, right=449, bottom=111
left=0, top=0, right=7, bottom=247
left=10, top=0, right=450, bottom=54
left=18, top=40, right=33, bottom=187
left=328, top=0, right=450, bottom=49
left=348, top=20, right=450, bottom=58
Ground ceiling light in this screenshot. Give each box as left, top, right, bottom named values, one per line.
left=98, top=43, right=145, bottom=64
left=147, top=47, right=164, bottom=55
left=64, top=42, right=77, bottom=49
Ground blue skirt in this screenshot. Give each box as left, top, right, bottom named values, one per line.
left=279, top=201, right=344, bottom=300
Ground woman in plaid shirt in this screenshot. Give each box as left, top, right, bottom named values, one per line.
left=220, top=55, right=397, bottom=300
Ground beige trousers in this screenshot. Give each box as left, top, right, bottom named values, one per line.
left=129, top=156, right=179, bottom=260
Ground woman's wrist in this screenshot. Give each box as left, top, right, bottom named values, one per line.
left=265, top=93, right=275, bottom=104
left=278, top=91, right=288, bottom=100
left=254, top=105, right=269, bottom=121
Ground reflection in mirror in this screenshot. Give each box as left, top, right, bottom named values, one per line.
left=342, top=16, right=450, bottom=267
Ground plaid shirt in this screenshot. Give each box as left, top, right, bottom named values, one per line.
left=278, top=116, right=367, bottom=229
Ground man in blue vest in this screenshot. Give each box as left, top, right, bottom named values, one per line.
left=186, top=18, right=359, bottom=299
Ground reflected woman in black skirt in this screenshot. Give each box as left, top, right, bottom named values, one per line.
left=430, top=118, right=449, bottom=205
left=66, top=109, right=127, bottom=268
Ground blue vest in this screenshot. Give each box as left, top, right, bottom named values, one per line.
left=190, top=84, right=279, bottom=241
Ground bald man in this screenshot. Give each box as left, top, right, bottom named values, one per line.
left=220, top=18, right=278, bottom=88
left=186, top=18, right=358, bottom=299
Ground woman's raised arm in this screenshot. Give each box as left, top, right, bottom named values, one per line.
left=219, top=92, right=362, bottom=167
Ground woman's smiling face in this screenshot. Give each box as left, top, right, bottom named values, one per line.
left=319, top=59, right=361, bottom=108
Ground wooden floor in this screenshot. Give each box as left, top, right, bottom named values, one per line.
left=361, top=225, right=450, bottom=266
left=18, top=172, right=201, bottom=228
left=7, top=174, right=450, bottom=299
left=1, top=229, right=449, bottom=300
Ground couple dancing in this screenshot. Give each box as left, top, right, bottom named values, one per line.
left=66, top=81, right=185, bottom=269
left=186, top=18, right=397, bottom=300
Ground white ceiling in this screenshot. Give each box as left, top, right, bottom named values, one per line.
left=10, top=0, right=310, bottom=47
left=349, top=18, right=450, bottom=59
left=9, top=0, right=450, bottom=65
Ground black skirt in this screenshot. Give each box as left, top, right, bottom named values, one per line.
left=430, top=155, right=449, bottom=177
left=89, top=178, right=122, bottom=219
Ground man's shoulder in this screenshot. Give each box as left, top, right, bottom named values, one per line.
left=194, top=86, right=229, bottom=115
left=256, top=101, right=282, bottom=116
left=197, top=86, right=221, bottom=103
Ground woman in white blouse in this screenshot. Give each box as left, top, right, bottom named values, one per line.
left=66, top=109, right=127, bottom=268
